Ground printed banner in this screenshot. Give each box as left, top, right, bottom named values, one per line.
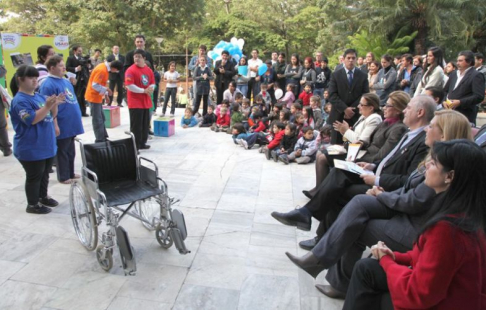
left=1, top=33, right=70, bottom=94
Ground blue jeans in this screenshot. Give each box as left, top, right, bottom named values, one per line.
left=90, top=102, right=108, bottom=143
left=237, top=84, right=248, bottom=97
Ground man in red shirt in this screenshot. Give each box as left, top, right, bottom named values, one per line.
left=125, top=49, right=155, bottom=150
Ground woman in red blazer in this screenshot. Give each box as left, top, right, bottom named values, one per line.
left=343, top=139, right=486, bottom=310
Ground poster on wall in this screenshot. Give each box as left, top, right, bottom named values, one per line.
left=1, top=33, right=70, bottom=94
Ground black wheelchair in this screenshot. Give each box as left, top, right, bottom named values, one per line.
left=69, top=133, right=189, bottom=275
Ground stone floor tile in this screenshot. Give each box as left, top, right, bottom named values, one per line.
left=238, top=274, right=300, bottom=310
left=0, top=232, right=56, bottom=263
left=107, top=297, right=171, bottom=310
left=172, top=284, right=239, bottom=310
left=45, top=271, right=127, bottom=310
left=116, top=263, right=187, bottom=304
left=0, top=280, right=57, bottom=310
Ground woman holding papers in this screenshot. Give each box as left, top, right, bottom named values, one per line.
left=235, top=57, right=250, bottom=96
left=304, top=91, right=409, bottom=199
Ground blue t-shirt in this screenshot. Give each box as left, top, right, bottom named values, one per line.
left=10, top=92, right=57, bottom=161
left=39, top=76, right=84, bottom=139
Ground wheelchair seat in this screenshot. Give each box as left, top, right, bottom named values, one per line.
left=100, top=180, right=163, bottom=207
left=82, top=138, right=162, bottom=207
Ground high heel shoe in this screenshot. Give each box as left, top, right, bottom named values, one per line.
left=285, top=251, right=325, bottom=278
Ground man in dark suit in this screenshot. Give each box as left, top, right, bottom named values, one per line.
left=271, top=95, right=436, bottom=235
left=444, top=50, right=485, bottom=125
left=124, top=35, right=155, bottom=73
left=66, top=45, right=89, bottom=116
left=327, top=49, right=369, bottom=144
left=213, top=50, right=236, bottom=105
left=106, top=45, right=125, bottom=107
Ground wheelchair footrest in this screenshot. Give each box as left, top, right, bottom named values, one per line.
left=116, top=226, right=137, bottom=276
left=170, top=228, right=191, bottom=255
left=171, top=209, right=188, bottom=240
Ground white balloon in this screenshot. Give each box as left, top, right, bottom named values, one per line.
left=233, top=54, right=241, bottom=63
left=230, top=37, right=238, bottom=45
left=237, top=38, right=245, bottom=50
left=213, top=48, right=223, bottom=55
left=275, top=88, right=284, bottom=100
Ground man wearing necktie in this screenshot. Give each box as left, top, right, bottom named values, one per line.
left=272, top=95, right=436, bottom=241
left=106, top=46, right=126, bottom=107
left=327, top=49, right=370, bottom=144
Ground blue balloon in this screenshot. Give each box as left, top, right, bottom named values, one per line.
left=215, top=40, right=226, bottom=49
left=228, top=46, right=239, bottom=55
left=258, top=64, right=268, bottom=76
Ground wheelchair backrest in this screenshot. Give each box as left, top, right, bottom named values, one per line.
left=83, top=138, right=138, bottom=184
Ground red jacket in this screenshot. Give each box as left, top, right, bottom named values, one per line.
left=267, top=130, right=285, bottom=150
left=380, top=221, right=486, bottom=310
left=253, top=120, right=266, bottom=132
left=298, top=91, right=313, bottom=106
left=216, top=114, right=230, bottom=126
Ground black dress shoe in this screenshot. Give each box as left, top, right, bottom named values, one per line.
left=315, top=284, right=346, bottom=299
left=285, top=251, right=325, bottom=278
left=302, top=190, right=313, bottom=199
left=148, top=130, right=154, bottom=135
left=299, top=236, right=319, bottom=250
left=140, top=144, right=151, bottom=150
left=271, top=209, right=311, bottom=231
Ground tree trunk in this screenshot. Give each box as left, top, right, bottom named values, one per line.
left=414, top=26, right=427, bottom=55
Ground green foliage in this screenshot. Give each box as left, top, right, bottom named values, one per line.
left=347, top=29, right=417, bottom=58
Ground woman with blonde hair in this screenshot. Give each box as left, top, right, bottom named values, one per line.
left=285, top=110, right=475, bottom=301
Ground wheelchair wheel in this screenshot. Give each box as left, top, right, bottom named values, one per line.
left=137, top=197, right=161, bottom=231
left=70, top=180, right=98, bottom=251
left=96, top=245, right=113, bottom=272
left=155, top=224, right=173, bottom=249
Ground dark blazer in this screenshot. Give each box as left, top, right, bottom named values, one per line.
left=378, top=130, right=429, bottom=191
left=213, top=59, right=236, bottom=87
left=66, top=55, right=81, bottom=75
left=360, top=121, right=408, bottom=163
left=475, top=124, right=486, bottom=151
left=377, top=172, right=437, bottom=246
left=124, top=50, right=155, bottom=73
left=327, top=67, right=369, bottom=143
left=106, top=54, right=125, bottom=80
left=444, top=68, right=485, bottom=124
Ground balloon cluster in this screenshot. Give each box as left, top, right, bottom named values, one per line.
left=208, top=37, right=245, bottom=64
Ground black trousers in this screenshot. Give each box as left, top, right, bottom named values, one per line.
left=129, top=108, right=149, bottom=149
left=108, top=76, right=124, bottom=106
left=19, top=157, right=54, bottom=206
left=247, top=78, right=260, bottom=103
left=56, top=137, right=76, bottom=182
left=193, top=94, right=209, bottom=116
left=216, top=81, right=230, bottom=105
left=342, top=258, right=394, bottom=310
left=0, top=104, right=11, bottom=152
left=75, top=82, right=87, bottom=115
left=304, top=168, right=370, bottom=221
left=163, top=87, right=177, bottom=115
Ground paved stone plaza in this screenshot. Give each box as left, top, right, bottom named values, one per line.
left=0, top=106, right=343, bottom=310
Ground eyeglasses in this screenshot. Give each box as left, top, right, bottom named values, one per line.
left=359, top=103, right=371, bottom=107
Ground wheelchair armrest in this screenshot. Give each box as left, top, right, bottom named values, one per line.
left=139, top=157, right=158, bottom=188
left=82, top=166, right=99, bottom=184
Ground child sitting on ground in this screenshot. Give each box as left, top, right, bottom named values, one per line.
left=322, top=102, right=331, bottom=123
left=199, top=105, right=217, bottom=127
left=298, top=83, right=313, bottom=106
left=316, top=125, right=332, bottom=153
left=211, top=106, right=230, bottom=132
left=242, top=98, right=251, bottom=117
left=239, top=112, right=267, bottom=149
left=310, top=96, right=324, bottom=129
left=271, top=123, right=298, bottom=162
left=258, top=83, right=272, bottom=109
left=282, top=126, right=317, bottom=164
left=294, top=112, right=306, bottom=138
left=215, top=99, right=231, bottom=117
left=263, top=122, right=286, bottom=160
left=181, top=107, right=198, bottom=128
left=280, top=108, right=291, bottom=125
left=228, top=103, right=245, bottom=134
left=232, top=123, right=251, bottom=145
left=254, top=94, right=268, bottom=116
left=303, top=106, right=315, bottom=129
left=279, top=83, right=296, bottom=109
left=289, top=101, right=302, bottom=123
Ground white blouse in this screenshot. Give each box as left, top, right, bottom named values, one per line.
left=343, top=113, right=382, bottom=144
